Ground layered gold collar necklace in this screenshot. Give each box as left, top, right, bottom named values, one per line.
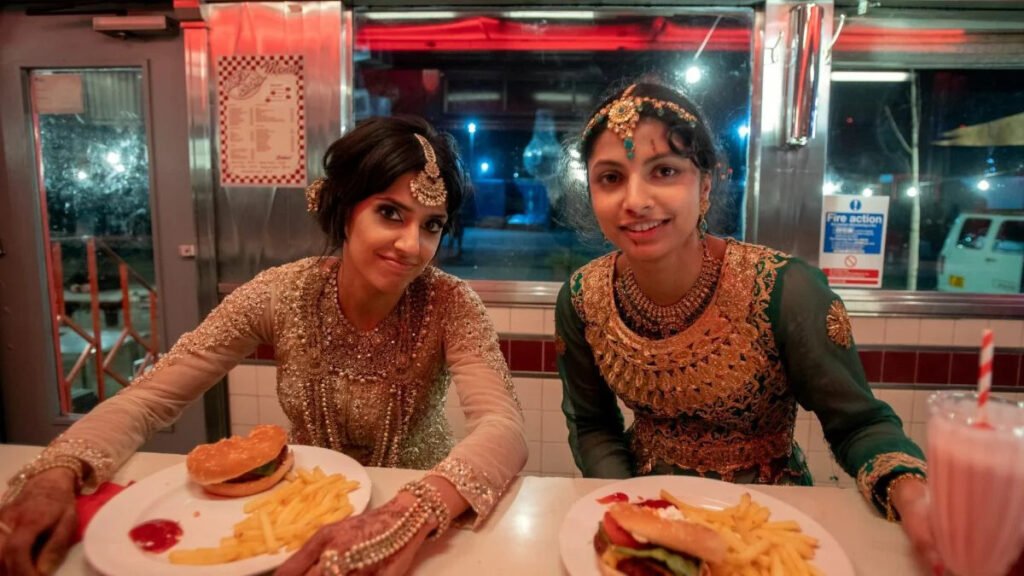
left=614, top=243, right=721, bottom=339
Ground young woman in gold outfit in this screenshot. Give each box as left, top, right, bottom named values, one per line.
left=0, top=117, right=526, bottom=576
left=555, top=81, right=937, bottom=571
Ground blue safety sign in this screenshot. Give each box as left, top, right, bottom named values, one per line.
left=823, top=211, right=884, bottom=254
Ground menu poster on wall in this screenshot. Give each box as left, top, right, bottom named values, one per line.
left=217, top=54, right=306, bottom=187
left=819, top=195, right=890, bottom=288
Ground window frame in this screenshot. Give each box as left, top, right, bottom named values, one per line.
left=818, top=9, right=1024, bottom=316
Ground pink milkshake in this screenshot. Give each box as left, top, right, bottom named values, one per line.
left=927, top=391, right=1024, bottom=576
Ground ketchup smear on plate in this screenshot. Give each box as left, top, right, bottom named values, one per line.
left=596, top=492, right=629, bottom=504
left=129, top=519, right=183, bottom=553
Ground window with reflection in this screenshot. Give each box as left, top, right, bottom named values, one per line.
left=826, top=69, right=1024, bottom=293
left=353, top=11, right=753, bottom=281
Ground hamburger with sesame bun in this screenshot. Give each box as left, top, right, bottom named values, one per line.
left=186, top=424, right=294, bottom=497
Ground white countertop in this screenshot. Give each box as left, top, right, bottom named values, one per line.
left=0, top=444, right=925, bottom=575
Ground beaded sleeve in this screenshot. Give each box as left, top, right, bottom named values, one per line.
left=430, top=276, right=526, bottom=525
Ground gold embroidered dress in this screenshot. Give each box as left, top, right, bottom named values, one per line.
left=16, top=258, right=526, bottom=521
left=555, top=240, right=925, bottom=514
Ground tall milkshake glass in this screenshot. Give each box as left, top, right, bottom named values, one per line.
left=927, top=391, right=1024, bottom=576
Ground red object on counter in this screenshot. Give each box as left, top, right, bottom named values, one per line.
left=129, top=519, right=183, bottom=553
left=596, top=492, right=629, bottom=504
left=74, top=481, right=132, bottom=543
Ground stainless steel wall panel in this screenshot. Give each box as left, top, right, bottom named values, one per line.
left=201, top=2, right=342, bottom=284
left=751, top=0, right=834, bottom=264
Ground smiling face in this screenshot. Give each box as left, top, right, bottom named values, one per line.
left=587, top=118, right=711, bottom=265
left=341, top=172, right=448, bottom=296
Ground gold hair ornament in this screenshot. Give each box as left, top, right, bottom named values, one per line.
left=305, top=177, right=326, bottom=213
left=582, top=84, right=700, bottom=159
left=409, top=134, right=447, bottom=207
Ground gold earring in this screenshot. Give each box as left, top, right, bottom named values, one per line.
left=305, top=178, right=326, bottom=213
left=698, top=198, right=710, bottom=239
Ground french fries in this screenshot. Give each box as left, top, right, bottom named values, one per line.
left=659, top=490, right=823, bottom=576
left=168, top=466, right=359, bottom=565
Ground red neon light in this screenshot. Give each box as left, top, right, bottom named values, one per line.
left=356, top=17, right=751, bottom=52
left=834, top=26, right=968, bottom=52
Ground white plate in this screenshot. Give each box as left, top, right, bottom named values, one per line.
left=84, top=444, right=372, bottom=576
left=559, top=476, right=855, bottom=576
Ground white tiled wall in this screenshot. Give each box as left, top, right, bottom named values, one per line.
left=486, top=307, right=1024, bottom=349
left=917, top=319, right=955, bottom=346
left=849, top=317, right=887, bottom=346
left=227, top=367, right=1023, bottom=483
left=226, top=312, right=1023, bottom=481
left=227, top=364, right=286, bottom=438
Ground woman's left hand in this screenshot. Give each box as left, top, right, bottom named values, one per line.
left=891, top=477, right=942, bottom=575
left=274, top=493, right=430, bottom=576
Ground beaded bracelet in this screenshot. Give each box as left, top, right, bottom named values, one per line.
left=1, top=455, right=84, bottom=507
left=321, top=480, right=453, bottom=574
left=884, top=473, right=926, bottom=522
left=328, top=500, right=432, bottom=574
left=400, top=480, right=452, bottom=540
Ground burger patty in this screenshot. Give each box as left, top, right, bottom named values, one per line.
left=617, top=558, right=675, bottom=576
left=225, top=446, right=288, bottom=483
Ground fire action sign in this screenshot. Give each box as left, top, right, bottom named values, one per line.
left=819, top=195, right=890, bottom=288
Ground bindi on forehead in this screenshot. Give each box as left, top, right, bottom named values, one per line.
left=635, top=119, right=671, bottom=155
left=644, top=137, right=660, bottom=155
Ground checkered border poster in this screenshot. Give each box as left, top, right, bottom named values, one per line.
left=216, top=54, right=306, bottom=187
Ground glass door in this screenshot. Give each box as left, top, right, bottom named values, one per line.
left=29, top=68, right=160, bottom=414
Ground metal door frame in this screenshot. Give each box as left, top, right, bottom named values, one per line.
left=0, top=10, right=209, bottom=450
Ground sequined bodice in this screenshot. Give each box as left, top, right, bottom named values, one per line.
left=272, top=259, right=454, bottom=469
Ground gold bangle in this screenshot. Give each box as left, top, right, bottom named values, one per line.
left=2, top=455, right=84, bottom=507
left=885, top=473, right=925, bottom=523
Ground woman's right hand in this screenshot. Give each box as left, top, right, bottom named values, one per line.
left=0, top=468, right=79, bottom=576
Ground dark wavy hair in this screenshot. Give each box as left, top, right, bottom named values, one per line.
left=311, top=115, right=469, bottom=251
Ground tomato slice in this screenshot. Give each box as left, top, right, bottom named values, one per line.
left=602, top=512, right=643, bottom=549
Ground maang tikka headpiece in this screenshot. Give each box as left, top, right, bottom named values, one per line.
left=409, top=134, right=447, bottom=207
left=582, top=84, right=699, bottom=159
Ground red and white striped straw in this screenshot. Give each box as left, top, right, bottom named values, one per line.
left=978, top=328, right=994, bottom=409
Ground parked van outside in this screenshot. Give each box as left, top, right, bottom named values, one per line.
left=938, top=212, right=1024, bottom=294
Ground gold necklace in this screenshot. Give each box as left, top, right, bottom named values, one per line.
left=614, top=242, right=721, bottom=339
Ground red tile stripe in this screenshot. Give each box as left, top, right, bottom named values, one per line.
left=242, top=340, right=1024, bottom=388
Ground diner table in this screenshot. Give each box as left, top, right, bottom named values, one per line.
left=0, top=444, right=925, bottom=575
